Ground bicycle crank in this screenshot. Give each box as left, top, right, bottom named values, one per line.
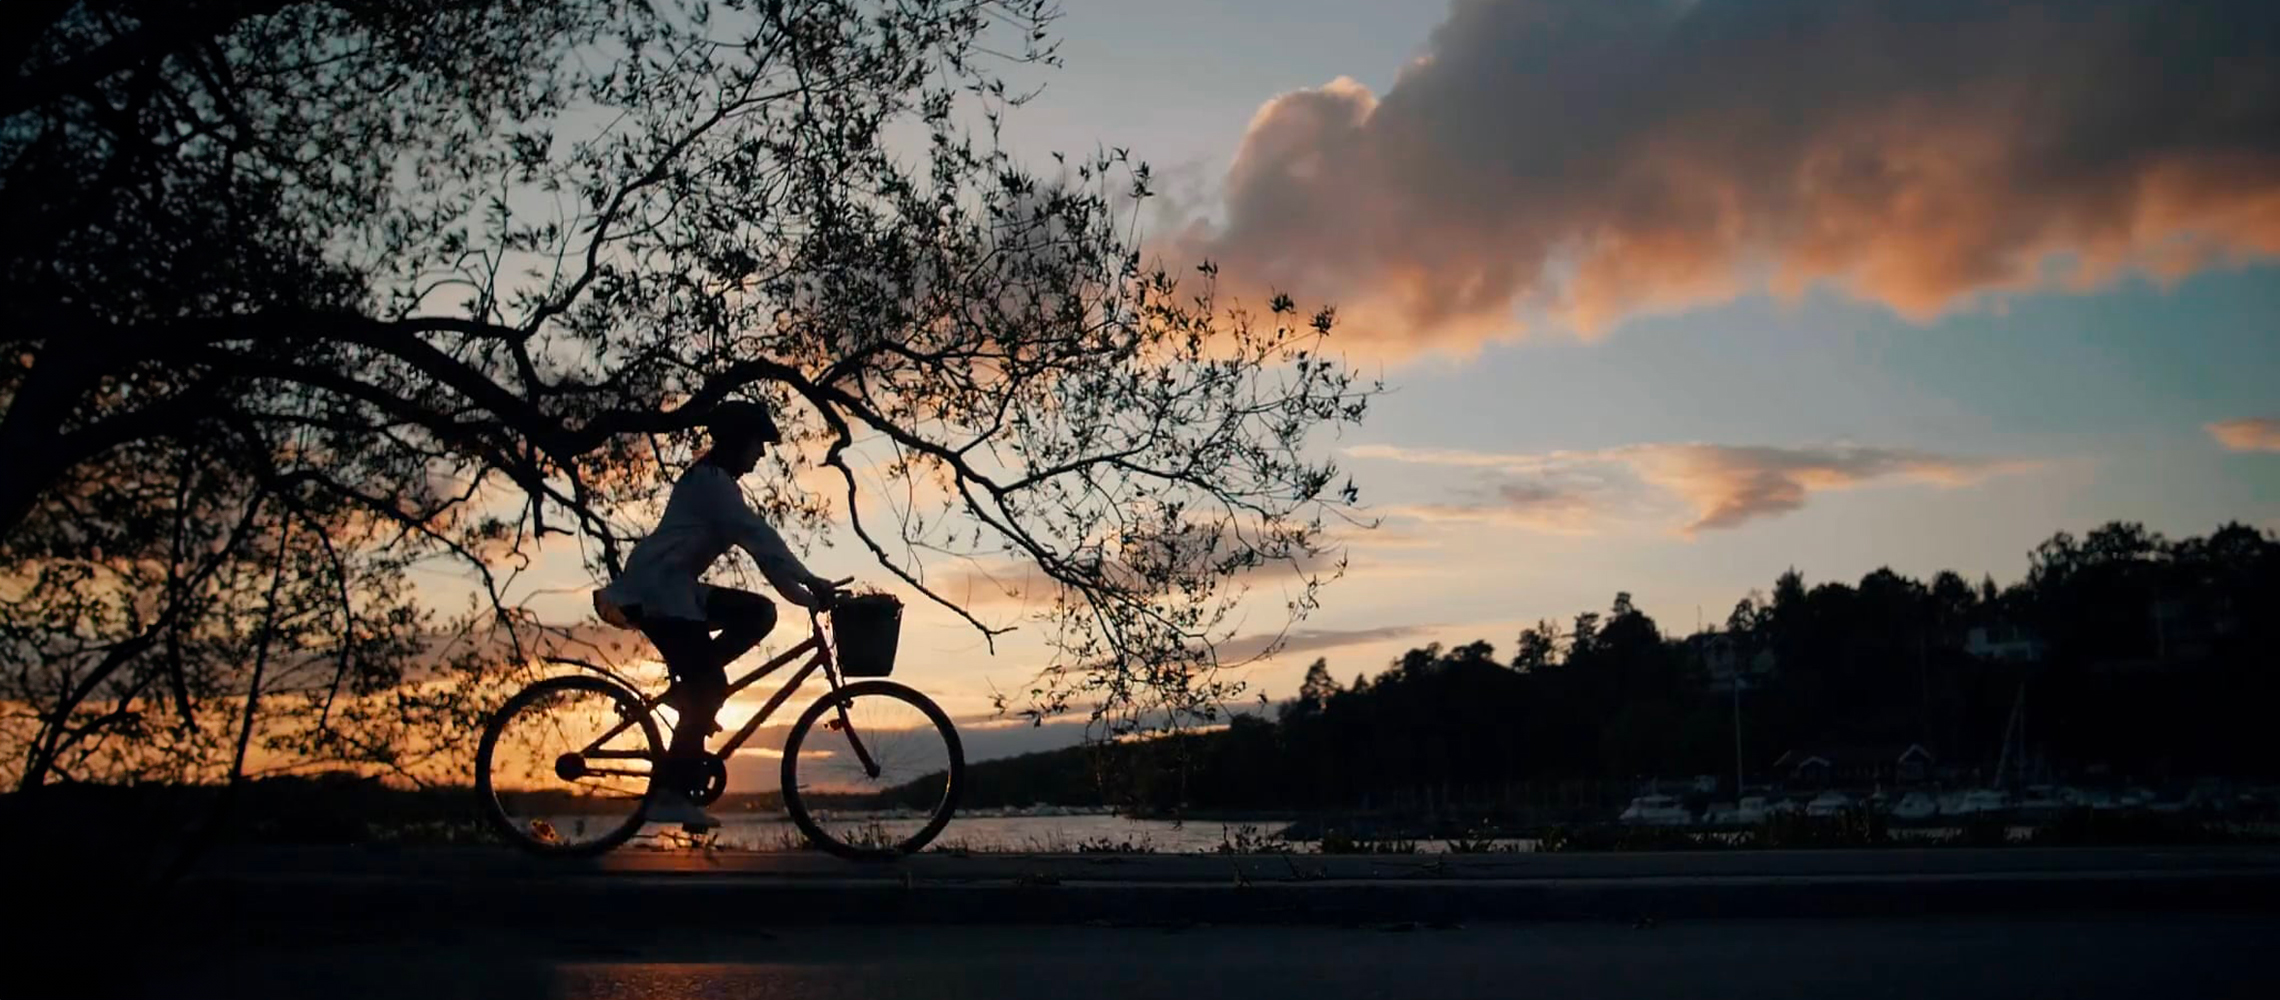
left=687, top=754, right=730, bottom=806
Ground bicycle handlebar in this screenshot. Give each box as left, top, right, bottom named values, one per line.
left=807, top=577, right=858, bottom=618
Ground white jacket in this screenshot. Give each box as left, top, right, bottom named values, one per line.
left=596, top=462, right=823, bottom=623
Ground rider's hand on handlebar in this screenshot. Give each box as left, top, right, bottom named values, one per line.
left=811, top=576, right=854, bottom=610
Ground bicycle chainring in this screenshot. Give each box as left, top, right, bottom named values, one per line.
left=687, top=754, right=729, bottom=806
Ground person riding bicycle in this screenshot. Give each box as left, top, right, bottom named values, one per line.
left=591, top=399, right=842, bottom=831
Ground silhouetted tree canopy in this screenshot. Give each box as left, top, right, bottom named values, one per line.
left=1280, top=657, right=1339, bottom=723
left=1, top=0, right=1376, bottom=788
left=999, top=521, right=2280, bottom=815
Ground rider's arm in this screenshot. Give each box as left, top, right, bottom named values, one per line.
left=699, top=469, right=834, bottom=608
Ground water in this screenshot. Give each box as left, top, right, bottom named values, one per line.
left=615, top=813, right=2253, bottom=853
left=616, top=813, right=2034, bottom=853
left=626, top=811, right=1294, bottom=853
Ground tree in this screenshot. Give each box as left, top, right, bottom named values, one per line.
left=1771, top=568, right=1806, bottom=620
left=1568, top=612, right=1601, bottom=659
left=1281, top=657, right=1339, bottom=722
left=1610, top=591, right=1637, bottom=619
left=1088, top=520, right=2280, bottom=811
left=1930, top=570, right=1974, bottom=633
left=1448, top=640, right=1496, bottom=666
left=1513, top=620, right=1561, bottom=672
left=1724, top=593, right=1766, bottom=639
left=1602, top=592, right=1657, bottom=645
left=2, top=0, right=1379, bottom=788
left=1396, top=643, right=1444, bottom=678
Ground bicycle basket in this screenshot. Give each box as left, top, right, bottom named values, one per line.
left=830, top=593, right=903, bottom=677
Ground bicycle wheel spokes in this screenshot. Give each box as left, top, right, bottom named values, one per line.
left=484, top=681, right=657, bottom=852
left=784, top=683, right=960, bottom=857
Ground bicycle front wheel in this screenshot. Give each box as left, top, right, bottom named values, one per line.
left=475, top=675, right=662, bottom=856
left=781, top=680, right=963, bottom=860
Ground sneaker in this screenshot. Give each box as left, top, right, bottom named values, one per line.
left=647, top=790, right=720, bottom=832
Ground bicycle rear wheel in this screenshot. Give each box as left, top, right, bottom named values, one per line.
left=781, top=680, right=963, bottom=860
left=475, top=675, right=662, bottom=856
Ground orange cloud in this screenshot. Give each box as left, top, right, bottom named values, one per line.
left=2207, top=417, right=2280, bottom=453
left=1353, top=441, right=2029, bottom=534
left=1175, top=0, right=2280, bottom=351
left=1619, top=444, right=2029, bottom=534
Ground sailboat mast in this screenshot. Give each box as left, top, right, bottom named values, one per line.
left=1994, top=680, right=2024, bottom=789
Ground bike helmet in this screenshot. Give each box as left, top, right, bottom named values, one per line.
left=707, top=399, right=781, bottom=445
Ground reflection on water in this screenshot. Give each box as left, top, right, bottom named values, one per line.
left=601, top=812, right=2077, bottom=853
left=622, top=812, right=1288, bottom=853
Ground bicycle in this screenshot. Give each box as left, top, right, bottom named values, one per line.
left=474, top=588, right=964, bottom=859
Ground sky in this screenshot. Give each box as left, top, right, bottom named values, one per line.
left=472, top=0, right=2280, bottom=763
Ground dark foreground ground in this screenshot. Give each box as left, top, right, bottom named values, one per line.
left=148, top=843, right=2280, bottom=925
left=20, top=845, right=2273, bottom=999
left=130, top=915, right=2276, bottom=1000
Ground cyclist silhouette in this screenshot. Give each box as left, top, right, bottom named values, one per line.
left=591, top=400, right=841, bottom=830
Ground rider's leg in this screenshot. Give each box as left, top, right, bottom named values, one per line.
left=700, top=587, right=778, bottom=669
left=637, top=617, right=725, bottom=782
left=639, top=591, right=774, bottom=787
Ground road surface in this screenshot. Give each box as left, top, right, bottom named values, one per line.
left=184, top=842, right=2280, bottom=881
left=154, top=844, right=2280, bottom=927
left=134, top=914, right=2272, bottom=999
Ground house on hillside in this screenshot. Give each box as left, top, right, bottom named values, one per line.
left=2079, top=592, right=2244, bottom=674
left=1773, top=744, right=1938, bottom=789
left=1689, top=632, right=1777, bottom=692
left=2148, top=593, right=2237, bottom=663
left=1965, top=623, right=2047, bottom=662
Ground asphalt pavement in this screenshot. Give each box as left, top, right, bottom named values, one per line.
left=128, top=914, right=2277, bottom=1000
left=26, top=846, right=2274, bottom=999
left=184, top=842, right=2280, bottom=881
left=153, top=843, right=2280, bottom=927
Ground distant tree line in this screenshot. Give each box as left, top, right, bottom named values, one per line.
left=952, top=521, right=2280, bottom=813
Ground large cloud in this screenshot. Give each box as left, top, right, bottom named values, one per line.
left=1353, top=441, right=2028, bottom=533
left=2207, top=417, right=2280, bottom=452
left=1381, top=472, right=1633, bottom=534
left=1178, top=0, right=2280, bottom=348
left=925, top=521, right=1428, bottom=611
left=1209, top=624, right=1435, bottom=664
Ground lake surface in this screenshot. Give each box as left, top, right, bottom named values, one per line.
left=617, top=811, right=2268, bottom=853
left=628, top=811, right=1295, bottom=853
left=630, top=813, right=2054, bottom=853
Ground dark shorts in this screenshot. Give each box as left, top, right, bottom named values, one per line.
left=625, top=587, right=778, bottom=698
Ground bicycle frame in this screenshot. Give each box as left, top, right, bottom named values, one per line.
left=575, top=610, right=879, bottom=778
left=709, top=611, right=837, bottom=757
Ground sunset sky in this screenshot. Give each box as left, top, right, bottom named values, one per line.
left=487, top=0, right=2279, bottom=760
